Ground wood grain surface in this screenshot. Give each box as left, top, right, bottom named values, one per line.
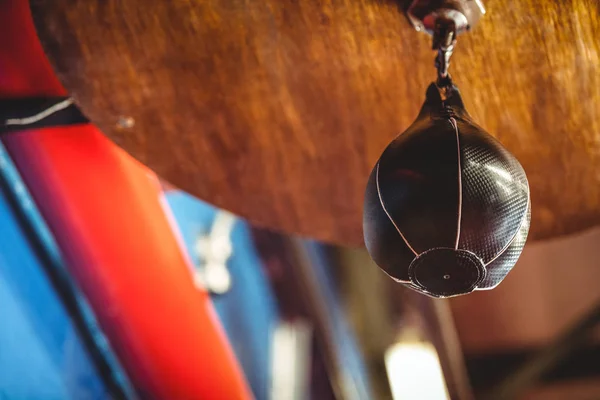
left=29, top=0, right=600, bottom=246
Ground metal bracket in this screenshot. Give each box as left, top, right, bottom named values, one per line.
left=407, top=0, right=485, bottom=83
left=407, top=0, right=486, bottom=36
left=194, top=210, right=237, bottom=295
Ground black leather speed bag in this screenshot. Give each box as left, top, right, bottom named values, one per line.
left=363, top=82, right=530, bottom=298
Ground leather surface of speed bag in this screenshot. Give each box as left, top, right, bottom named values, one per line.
left=364, top=82, right=531, bottom=298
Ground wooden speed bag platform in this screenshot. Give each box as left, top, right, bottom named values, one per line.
left=29, top=0, right=600, bottom=246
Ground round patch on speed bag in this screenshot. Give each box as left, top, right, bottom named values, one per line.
left=408, top=248, right=486, bottom=297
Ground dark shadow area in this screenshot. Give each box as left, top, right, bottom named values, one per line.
left=376, top=0, right=414, bottom=13
left=467, top=345, right=600, bottom=391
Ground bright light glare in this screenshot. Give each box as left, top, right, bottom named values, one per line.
left=384, top=342, right=450, bottom=400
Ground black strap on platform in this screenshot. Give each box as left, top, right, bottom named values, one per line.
left=0, top=97, right=89, bottom=134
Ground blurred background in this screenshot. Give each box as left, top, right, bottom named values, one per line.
left=2, top=125, right=599, bottom=399
left=2, top=0, right=600, bottom=399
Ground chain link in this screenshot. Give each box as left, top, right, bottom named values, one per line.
left=432, top=19, right=457, bottom=86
